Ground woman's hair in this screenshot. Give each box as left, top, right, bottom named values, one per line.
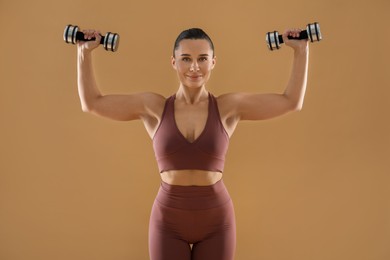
left=173, top=28, right=214, bottom=57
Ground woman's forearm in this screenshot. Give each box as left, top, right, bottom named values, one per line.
left=283, top=46, right=309, bottom=111
left=77, top=49, right=102, bottom=112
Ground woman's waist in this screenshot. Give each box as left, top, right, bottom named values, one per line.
left=160, top=169, right=223, bottom=186
left=156, top=177, right=231, bottom=210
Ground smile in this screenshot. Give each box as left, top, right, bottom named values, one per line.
left=186, top=75, right=203, bottom=80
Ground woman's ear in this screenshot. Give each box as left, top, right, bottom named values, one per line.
left=171, top=56, right=177, bottom=70
left=211, top=55, right=217, bottom=69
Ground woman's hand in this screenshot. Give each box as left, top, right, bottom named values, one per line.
left=282, top=28, right=309, bottom=52
left=77, top=29, right=102, bottom=53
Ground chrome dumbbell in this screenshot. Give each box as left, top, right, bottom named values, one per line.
left=63, top=24, right=120, bottom=52
left=266, top=22, right=322, bottom=51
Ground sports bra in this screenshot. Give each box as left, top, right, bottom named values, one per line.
left=152, top=92, right=229, bottom=173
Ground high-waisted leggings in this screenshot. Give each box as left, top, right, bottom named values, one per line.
left=148, top=179, right=236, bottom=260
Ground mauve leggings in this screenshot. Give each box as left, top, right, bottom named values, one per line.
left=148, top=179, right=236, bottom=260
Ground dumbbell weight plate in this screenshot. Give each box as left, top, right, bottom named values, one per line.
left=307, top=22, right=322, bottom=42
left=266, top=31, right=281, bottom=51
left=64, top=24, right=79, bottom=44
left=103, top=32, right=120, bottom=52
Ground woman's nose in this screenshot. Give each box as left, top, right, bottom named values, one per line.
left=190, top=62, right=200, bottom=71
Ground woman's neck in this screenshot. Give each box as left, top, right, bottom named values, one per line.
left=176, top=85, right=209, bottom=104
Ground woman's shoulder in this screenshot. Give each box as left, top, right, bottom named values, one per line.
left=134, top=92, right=168, bottom=115
left=139, top=92, right=167, bottom=103
left=213, top=92, right=244, bottom=116
left=214, top=92, right=245, bottom=105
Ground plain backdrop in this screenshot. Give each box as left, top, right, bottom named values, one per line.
left=1, top=0, right=389, bottom=259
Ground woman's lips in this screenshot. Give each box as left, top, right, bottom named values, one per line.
left=186, top=74, right=202, bottom=80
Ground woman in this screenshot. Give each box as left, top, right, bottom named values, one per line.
left=77, top=27, right=309, bottom=260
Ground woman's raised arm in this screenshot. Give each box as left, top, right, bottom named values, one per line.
left=220, top=28, right=309, bottom=122
left=76, top=29, right=165, bottom=122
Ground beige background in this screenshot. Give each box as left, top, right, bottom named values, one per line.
left=1, top=0, right=389, bottom=259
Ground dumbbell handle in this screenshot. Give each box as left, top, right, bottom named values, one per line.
left=278, top=30, right=309, bottom=43
left=74, top=31, right=105, bottom=44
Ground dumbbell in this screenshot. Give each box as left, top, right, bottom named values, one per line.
left=266, top=22, right=322, bottom=51
left=63, top=24, right=120, bottom=52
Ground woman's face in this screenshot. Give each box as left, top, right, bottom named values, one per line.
left=171, top=39, right=216, bottom=89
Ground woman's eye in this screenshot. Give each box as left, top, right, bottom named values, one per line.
left=199, top=57, right=208, bottom=61
left=182, top=58, right=191, bottom=62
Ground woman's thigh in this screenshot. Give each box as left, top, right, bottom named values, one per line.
left=191, top=200, right=236, bottom=260
left=148, top=180, right=236, bottom=260
left=148, top=201, right=192, bottom=260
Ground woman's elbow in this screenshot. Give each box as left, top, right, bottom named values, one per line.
left=80, top=102, right=94, bottom=113
left=283, top=94, right=304, bottom=112
left=290, top=100, right=304, bottom=112
left=81, top=106, right=90, bottom=113
left=79, top=96, right=100, bottom=113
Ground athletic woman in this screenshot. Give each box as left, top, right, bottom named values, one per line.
left=77, top=27, right=309, bottom=260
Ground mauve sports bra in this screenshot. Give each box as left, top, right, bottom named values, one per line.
left=152, top=92, right=229, bottom=173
